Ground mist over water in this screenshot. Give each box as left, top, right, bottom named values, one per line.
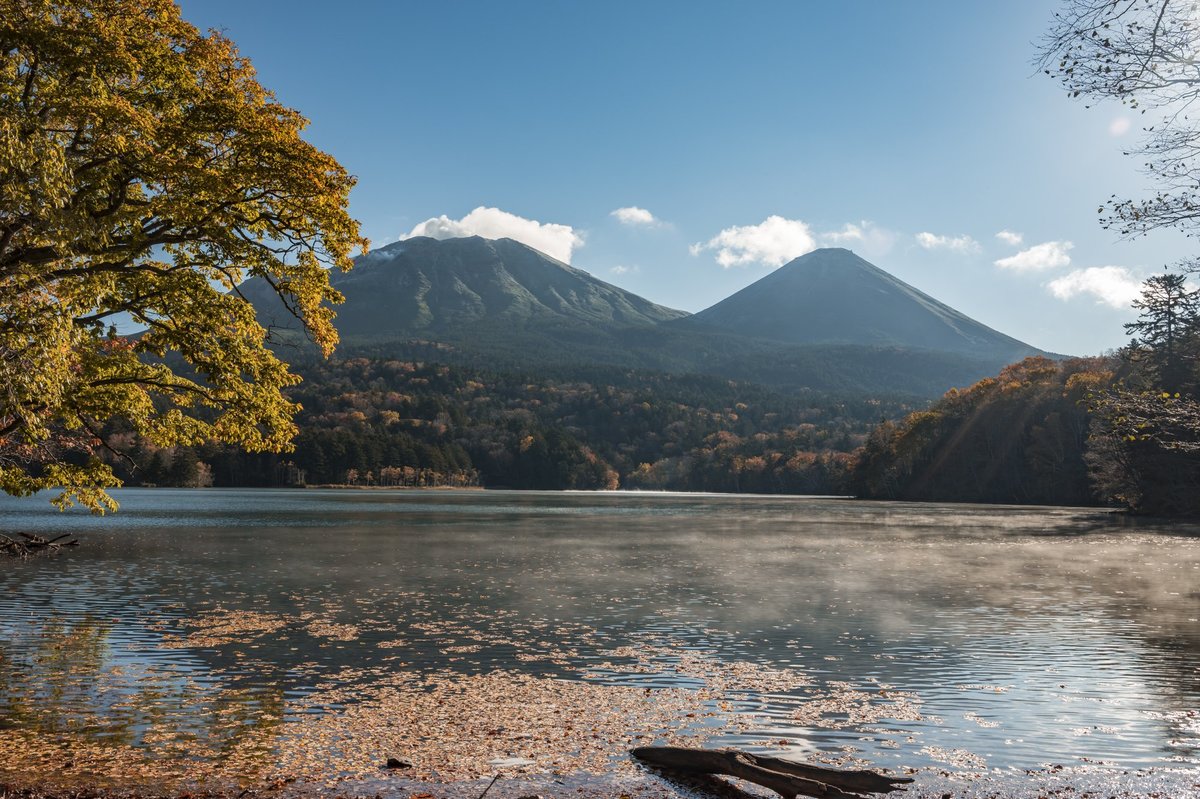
left=1, top=489, right=1197, bottom=790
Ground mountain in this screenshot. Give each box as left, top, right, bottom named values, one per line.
left=686, top=247, right=1043, bottom=363
left=246, top=236, right=686, bottom=338
left=244, top=237, right=1045, bottom=399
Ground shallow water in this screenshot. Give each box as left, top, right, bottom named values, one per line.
left=1, top=489, right=1198, bottom=793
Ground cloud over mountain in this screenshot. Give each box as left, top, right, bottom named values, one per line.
left=404, top=207, right=583, bottom=264
left=820, top=221, right=897, bottom=258
left=691, top=215, right=817, bottom=268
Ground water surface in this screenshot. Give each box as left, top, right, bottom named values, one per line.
left=1, top=489, right=1198, bottom=794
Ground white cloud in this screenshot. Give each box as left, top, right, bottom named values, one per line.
left=403, top=206, right=583, bottom=264
left=995, top=229, right=1024, bottom=246
left=1047, top=266, right=1142, bottom=308
left=820, top=220, right=897, bottom=258
left=1110, top=116, right=1132, bottom=136
left=692, top=215, right=817, bottom=268
left=823, top=222, right=868, bottom=245
left=611, top=206, right=661, bottom=227
left=915, top=231, right=981, bottom=254
left=994, top=240, right=1074, bottom=272
left=610, top=264, right=639, bottom=276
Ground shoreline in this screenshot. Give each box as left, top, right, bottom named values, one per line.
left=303, top=483, right=485, bottom=491
left=6, top=762, right=1200, bottom=799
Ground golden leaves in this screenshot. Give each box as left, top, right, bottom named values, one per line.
left=159, top=608, right=290, bottom=649
left=0, top=0, right=368, bottom=510
left=275, top=671, right=714, bottom=784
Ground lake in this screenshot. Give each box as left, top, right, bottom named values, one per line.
left=1, top=489, right=1198, bottom=798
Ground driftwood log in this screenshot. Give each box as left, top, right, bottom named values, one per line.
left=0, top=532, right=78, bottom=558
left=631, top=746, right=913, bottom=799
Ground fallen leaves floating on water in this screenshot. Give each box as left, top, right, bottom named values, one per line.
left=0, top=667, right=721, bottom=792
left=919, top=745, right=987, bottom=771
left=791, top=686, right=924, bottom=729
left=591, top=645, right=810, bottom=693
left=0, top=598, right=1016, bottom=796
left=302, top=617, right=359, bottom=642
left=158, top=609, right=289, bottom=649
left=962, top=712, right=1000, bottom=729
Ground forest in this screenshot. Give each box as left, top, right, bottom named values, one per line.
left=96, top=359, right=909, bottom=495
left=6, top=0, right=1197, bottom=517
left=96, top=270, right=1200, bottom=516
left=852, top=272, right=1200, bottom=516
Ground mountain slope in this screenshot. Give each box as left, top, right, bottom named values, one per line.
left=243, top=237, right=1044, bottom=399
left=686, top=248, right=1043, bottom=362
left=246, top=236, right=685, bottom=338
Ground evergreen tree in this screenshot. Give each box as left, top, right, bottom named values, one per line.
left=1123, top=273, right=1200, bottom=394
left=1085, top=273, right=1200, bottom=515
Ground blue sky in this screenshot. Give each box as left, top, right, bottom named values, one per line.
left=178, top=0, right=1194, bottom=355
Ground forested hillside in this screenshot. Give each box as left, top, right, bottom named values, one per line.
left=99, top=359, right=917, bottom=494
left=849, top=356, right=1112, bottom=505
left=852, top=272, right=1200, bottom=515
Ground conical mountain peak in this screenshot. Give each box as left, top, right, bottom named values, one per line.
left=689, top=248, right=1041, bottom=361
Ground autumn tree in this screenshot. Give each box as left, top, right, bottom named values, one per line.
left=847, top=358, right=1111, bottom=506
left=0, top=0, right=367, bottom=510
left=1085, top=275, right=1200, bottom=514
left=1040, top=1, right=1200, bottom=514
left=1040, top=0, right=1200, bottom=237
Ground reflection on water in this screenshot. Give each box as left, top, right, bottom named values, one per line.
left=0, top=489, right=1198, bottom=792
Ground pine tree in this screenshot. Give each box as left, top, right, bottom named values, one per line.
left=1124, top=273, right=1200, bottom=394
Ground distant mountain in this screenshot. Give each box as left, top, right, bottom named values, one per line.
left=686, top=248, right=1044, bottom=363
left=246, top=236, right=685, bottom=338
left=244, top=237, right=1045, bottom=399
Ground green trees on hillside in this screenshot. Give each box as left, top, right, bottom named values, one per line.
left=1123, top=273, right=1200, bottom=394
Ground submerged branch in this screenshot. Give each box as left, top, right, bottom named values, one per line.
left=631, top=746, right=913, bottom=798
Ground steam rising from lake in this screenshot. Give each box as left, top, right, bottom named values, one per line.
left=0, top=490, right=1197, bottom=795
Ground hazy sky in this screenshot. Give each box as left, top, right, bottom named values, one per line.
left=178, top=0, right=1195, bottom=355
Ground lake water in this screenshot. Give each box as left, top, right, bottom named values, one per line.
left=1, top=489, right=1198, bottom=798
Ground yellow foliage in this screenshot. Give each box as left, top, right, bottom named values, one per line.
left=1063, top=369, right=1113, bottom=398
left=0, top=0, right=367, bottom=510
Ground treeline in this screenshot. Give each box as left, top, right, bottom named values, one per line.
left=99, top=271, right=1199, bottom=513
left=852, top=272, right=1200, bottom=516
left=849, top=357, right=1109, bottom=505
left=99, top=360, right=918, bottom=493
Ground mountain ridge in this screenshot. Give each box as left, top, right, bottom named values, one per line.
left=320, top=236, right=686, bottom=336
left=243, top=237, right=1047, bottom=398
